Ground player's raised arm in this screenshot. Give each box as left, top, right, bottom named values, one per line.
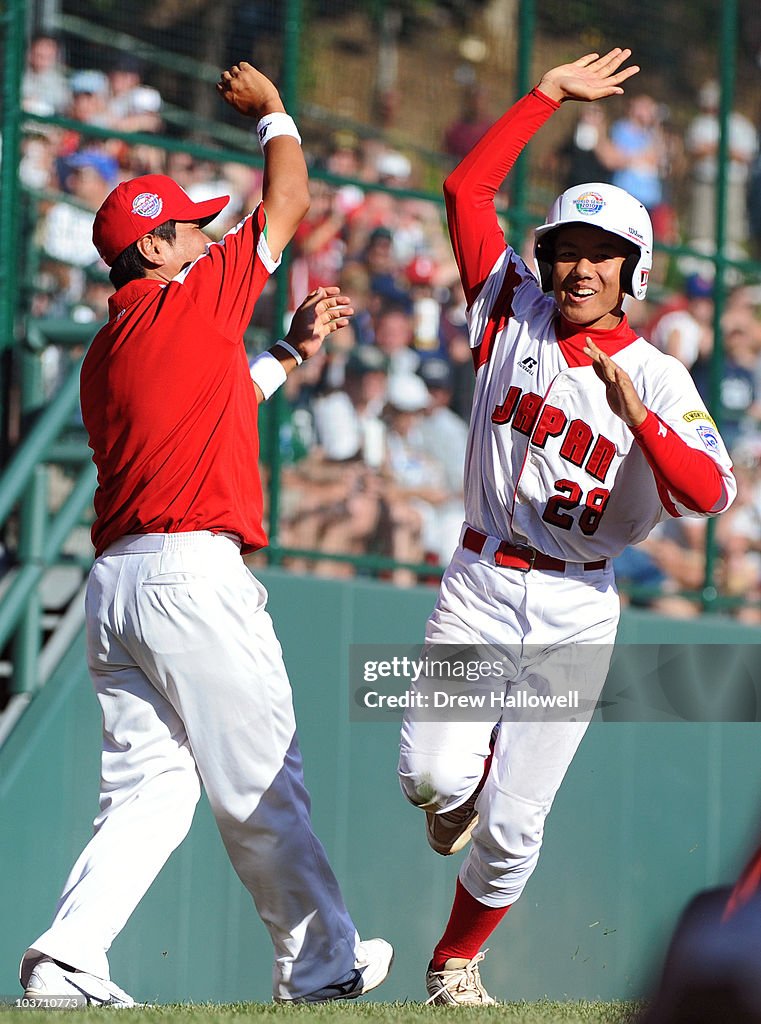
left=217, top=61, right=309, bottom=260
left=443, top=48, right=639, bottom=308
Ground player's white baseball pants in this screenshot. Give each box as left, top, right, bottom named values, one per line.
left=399, top=538, right=619, bottom=908
left=22, top=531, right=359, bottom=1000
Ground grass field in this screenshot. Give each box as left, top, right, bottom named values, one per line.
left=0, top=1001, right=642, bottom=1023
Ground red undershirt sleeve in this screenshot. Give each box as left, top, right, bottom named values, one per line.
left=443, top=88, right=559, bottom=308
left=631, top=409, right=725, bottom=513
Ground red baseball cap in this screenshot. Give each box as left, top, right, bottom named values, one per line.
left=93, top=173, right=230, bottom=266
left=406, top=255, right=435, bottom=286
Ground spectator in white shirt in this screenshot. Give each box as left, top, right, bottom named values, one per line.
left=651, top=274, right=714, bottom=369
left=22, top=33, right=69, bottom=116
left=686, top=80, right=758, bottom=249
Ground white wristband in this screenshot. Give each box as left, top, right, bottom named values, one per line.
left=274, top=339, right=303, bottom=365
left=250, top=351, right=287, bottom=400
left=256, top=112, right=302, bottom=150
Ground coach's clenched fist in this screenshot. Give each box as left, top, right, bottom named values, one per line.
left=217, top=61, right=284, bottom=117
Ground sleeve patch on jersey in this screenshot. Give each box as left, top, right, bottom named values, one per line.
left=696, top=424, right=720, bottom=451
left=683, top=409, right=716, bottom=426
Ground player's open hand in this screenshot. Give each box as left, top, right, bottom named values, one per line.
left=285, top=286, right=354, bottom=362
left=217, top=61, right=284, bottom=118
left=584, top=338, right=647, bottom=428
left=537, top=48, right=639, bottom=105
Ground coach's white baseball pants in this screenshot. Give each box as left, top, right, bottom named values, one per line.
left=22, top=532, right=359, bottom=1000
left=399, top=540, right=619, bottom=908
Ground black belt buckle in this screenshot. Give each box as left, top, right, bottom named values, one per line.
left=512, top=543, right=536, bottom=572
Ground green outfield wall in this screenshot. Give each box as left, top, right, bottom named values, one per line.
left=2, top=569, right=761, bottom=1004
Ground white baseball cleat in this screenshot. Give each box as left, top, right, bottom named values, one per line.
left=279, top=938, right=394, bottom=1003
left=425, top=950, right=497, bottom=1005
left=23, top=958, right=139, bottom=1007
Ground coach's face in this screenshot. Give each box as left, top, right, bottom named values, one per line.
left=163, top=221, right=211, bottom=276
left=551, top=225, right=630, bottom=330
left=139, top=220, right=211, bottom=281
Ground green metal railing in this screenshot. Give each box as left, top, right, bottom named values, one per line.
left=702, top=0, right=737, bottom=594
left=0, top=338, right=96, bottom=695
left=0, top=0, right=25, bottom=456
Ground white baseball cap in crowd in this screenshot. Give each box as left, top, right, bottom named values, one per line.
left=386, top=373, right=430, bottom=412
left=376, top=151, right=412, bottom=181
left=534, top=182, right=653, bottom=300
left=70, top=69, right=109, bottom=96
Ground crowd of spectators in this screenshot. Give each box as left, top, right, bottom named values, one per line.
left=554, top=81, right=761, bottom=264
left=14, top=34, right=761, bottom=619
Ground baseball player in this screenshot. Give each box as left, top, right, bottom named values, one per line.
left=19, top=62, right=393, bottom=1006
left=398, top=48, right=736, bottom=1004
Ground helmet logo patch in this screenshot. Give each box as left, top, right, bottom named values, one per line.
left=573, top=191, right=605, bottom=215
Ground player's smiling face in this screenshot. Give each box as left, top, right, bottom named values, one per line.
left=551, top=225, right=632, bottom=330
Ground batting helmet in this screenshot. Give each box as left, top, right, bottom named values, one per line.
left=534, top=182, right=653, bottom=301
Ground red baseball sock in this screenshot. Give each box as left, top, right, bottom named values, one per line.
left=724, top=841, right=761, bottom=921
left=432, top=878, right=510, bottom=969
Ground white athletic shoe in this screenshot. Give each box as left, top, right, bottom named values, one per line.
left=280, top=938, right=394, bottom=1003
left=425, top=950, right=497, bottom=1005
left=23, top=958, right=138, bottom=1008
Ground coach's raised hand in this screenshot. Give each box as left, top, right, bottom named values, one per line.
left=217, top=61, right=307, bottom=264
left=537, top=48, right=640, bottom=105
left=285, top=287, right=355, bottom=363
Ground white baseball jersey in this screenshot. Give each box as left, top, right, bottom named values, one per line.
left=463, top=246, right=736, bottom=562
left=439, top=86, right=736, bottom=564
